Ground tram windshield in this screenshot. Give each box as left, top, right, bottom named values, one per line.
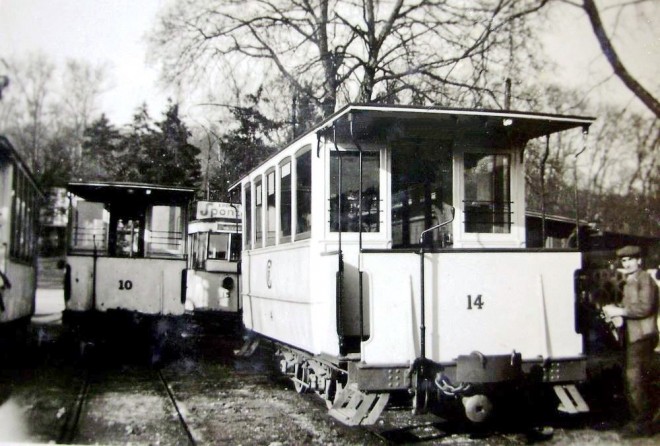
left=188, top=231, right=241, bottom=269
left=391, top=141, right=453, bottom=249
left=69, top=200, right=109, bottom=254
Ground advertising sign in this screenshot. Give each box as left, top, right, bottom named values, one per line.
left=195, top=201, right=242, bottom=220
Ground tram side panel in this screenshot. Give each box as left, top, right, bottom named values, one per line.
left=361, top=251, right=583, bottom=366
left=65, top=256, right=94, bottom=312
left=0, top=261, right=36, bottom=323
left=243, top=243, right=341, bottom=356
left=185, top=263, right=239, bottom=313
left=66, top=256, right=186, bottom=315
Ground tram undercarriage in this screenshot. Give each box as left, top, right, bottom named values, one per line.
left=242, top=336, right=589, bottom=426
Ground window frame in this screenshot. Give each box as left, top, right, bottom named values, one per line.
left=328, top=150, right=381, bottom=234
left=254, top=176, right=264, bottom=247
left=265, top=168, right=276, bottom=247
left=279, top=157, right=292, bottom=244
left=455, top=147, right=524, bottom=247
left=294, top=146, right=312, bottom=241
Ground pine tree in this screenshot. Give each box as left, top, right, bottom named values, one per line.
left=81, top=114, right=121, bottom=181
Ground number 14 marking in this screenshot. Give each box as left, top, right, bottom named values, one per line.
left=467, top=294, right=484, bottom=310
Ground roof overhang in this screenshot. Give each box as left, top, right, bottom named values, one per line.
left=67, top=181, right=195, bottom=203
left=317, top=104, right=595, bottom=147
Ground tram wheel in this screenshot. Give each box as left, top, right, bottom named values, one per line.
left=293, top=363, right=308, bottom=394
left=323, top=379, right=340, bottom=409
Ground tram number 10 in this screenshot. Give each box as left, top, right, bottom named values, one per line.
left=118, top=280, right=134, bottom=290
left=467, top=294, right=484, bottom=310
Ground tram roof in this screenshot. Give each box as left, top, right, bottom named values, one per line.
left=230, top=104, right=595, bottom=189
left=316, top=104, right=595, bottom=143
left=67, top=181, right=195, bottom=203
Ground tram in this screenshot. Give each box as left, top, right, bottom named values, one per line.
left=63, top=182, right=195, bottom=333
left=185, top=201, right=242, bottom=328
left=233, top=104, right=597, bottom=425
left=0, top=136, right=43, bottom=337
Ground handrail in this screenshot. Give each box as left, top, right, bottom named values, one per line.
left=419, top=207, right=455, bottom=361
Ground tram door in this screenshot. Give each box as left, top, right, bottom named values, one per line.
left=108, top=201, right=145, bottom=257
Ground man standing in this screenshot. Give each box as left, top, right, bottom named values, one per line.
left=603, top=245, right=659, bottom=438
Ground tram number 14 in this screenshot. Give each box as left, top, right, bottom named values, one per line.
left=467, top=294, right=484, bottom=310
left=119, top=280, right=133, bottom=290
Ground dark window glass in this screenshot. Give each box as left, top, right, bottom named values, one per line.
left=266, top=170, right=276, bottom=246
left=330, top=152, right=380, bottom=232
left=391, top=141, right=453, bottom=248
left=244, top=184, right=252, bottom=249
left=295, top=149, right=312, bottom=239
left=255, top=178, right=263, bottom=246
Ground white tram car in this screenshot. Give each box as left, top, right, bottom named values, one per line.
left=0, top=136, right=43, bottom=335
left=234, top=104, right=596, bottom=425
left=63, top=182, right=195, bottom=327
left=185, top=201, right=242, bottom=324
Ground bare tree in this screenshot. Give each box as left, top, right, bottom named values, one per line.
left=0, top=53, right=55, bottom=174
left=150, top=0, right=549, bottom=117
left=0, top=54, right=108, bottom=184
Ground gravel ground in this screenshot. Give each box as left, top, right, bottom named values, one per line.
left=0, top=317, right=658, bottom=445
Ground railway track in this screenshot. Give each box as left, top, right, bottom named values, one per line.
left=56, top=364, right=197, bottom=445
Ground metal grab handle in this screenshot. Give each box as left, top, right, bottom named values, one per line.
left=419, top=206, right=455, bottom=245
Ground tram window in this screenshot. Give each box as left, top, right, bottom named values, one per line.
left=279, top=159, right=292, bottom=242
left=229, top=233, right=241, bottom=261
left=255, top=178, right=263, bottom=246
left=115, top=218, right=141, bottom=257
left=391, top=142, right=453, bottom=248
left=295, top=148, right=312, bottom=239
left=330, top=151, right=380, bottom=233
left=146, top=205, right=184, bottom=257
left=70, top=200, right=109, bottom=254
left=191, top=232, right=208, bottom=268
left=266, top=170, right=276, bottom=246
left=463, top=153, right=511, bottom=234
left=244, top=183, right=252, bottom=250
left=208, top=233, right=229, bottom=260
left=10, top=169, right=40, bottom=262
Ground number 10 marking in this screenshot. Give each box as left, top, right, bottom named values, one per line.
left=467, top=294, right=484, bottom=310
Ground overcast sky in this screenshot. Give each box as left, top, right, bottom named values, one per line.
left=0, top=0, right=169, bottom=124
left=0, top=0, right=657, bottom=125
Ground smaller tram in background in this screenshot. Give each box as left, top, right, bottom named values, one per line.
left=185, top=201, right=242, bottom=328
left=0, top=136, right=43, bottom=340
left=63, top=182, right=195, bottom=344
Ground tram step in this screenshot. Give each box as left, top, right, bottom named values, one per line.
left=234, top=338, right=260, bottom=357
left=328, top=384, right=390, bottom=426
left=554, top=384, right=590, bottom=414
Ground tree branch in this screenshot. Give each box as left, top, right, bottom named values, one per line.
left=582, top=0, right=660, bottom=118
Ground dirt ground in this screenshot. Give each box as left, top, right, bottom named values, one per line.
left=1, top=312, right=659, bottom=445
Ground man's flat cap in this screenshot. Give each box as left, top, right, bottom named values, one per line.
left=616, top=245, right=641, bottom=258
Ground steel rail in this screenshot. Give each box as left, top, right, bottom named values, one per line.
left=57, top=369, right=90, bottom=444
left=157, top=369, right=197, bottom=446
